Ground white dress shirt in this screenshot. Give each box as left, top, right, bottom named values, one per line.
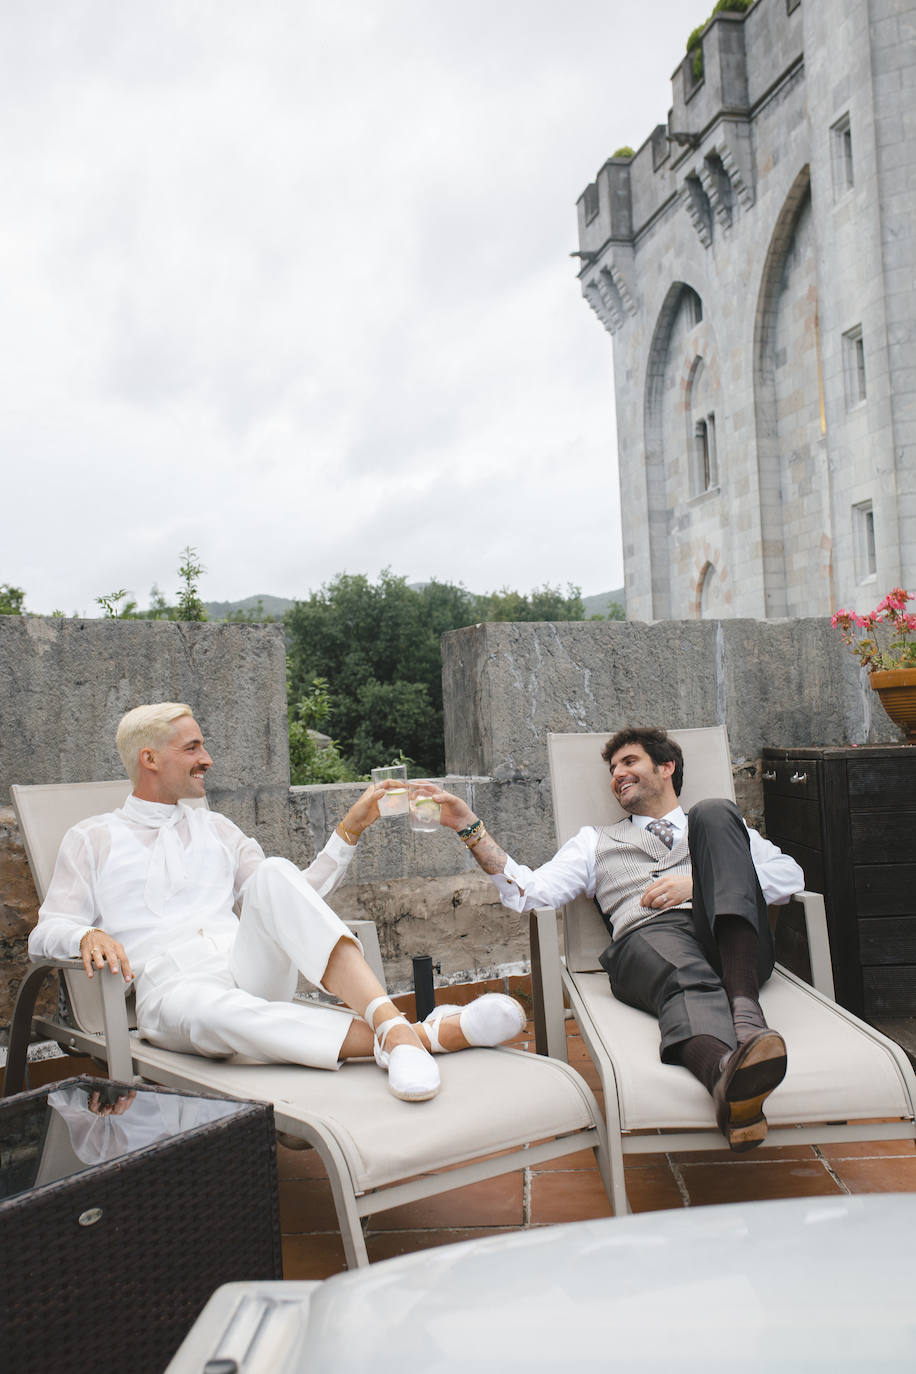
left=487, top=805, right=804, bottom=913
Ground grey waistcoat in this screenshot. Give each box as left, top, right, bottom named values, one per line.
left=594, top=820, right=692, bottom=941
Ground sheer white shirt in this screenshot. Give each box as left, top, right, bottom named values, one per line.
left=29, top=794, right=355, bottom=971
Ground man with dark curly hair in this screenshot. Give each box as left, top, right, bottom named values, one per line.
left=424, top=726, right=804, bottom=1152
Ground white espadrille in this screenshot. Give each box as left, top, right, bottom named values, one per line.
left=365, top=995, right=440, bottom=1102
left=423, top=993, right=527, bottom=1052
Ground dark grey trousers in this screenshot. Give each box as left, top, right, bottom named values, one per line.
left=598, top=799, right=776, bottom=1062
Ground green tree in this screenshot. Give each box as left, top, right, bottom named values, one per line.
left=142, top=583, right=175, bottom=620
left=95, top=589, right=139, bottom=618
left=288, top=676, right=364, bottom=785
left=176, top=546, right=207, bottom=621
left=590, top=600, right=625, bottom=622
left=349, top=679, right=440, bottom=777
left=285, top=572, right=589, bottom=775
left=95, top=550, right=209, bottom=622
left=475, top=583, right=585, bottom=622
left=0, top=584, right=26, bottom=615
left=286, top=570, right=448, bottom=772
left=225, top=599, right=274, bottom=623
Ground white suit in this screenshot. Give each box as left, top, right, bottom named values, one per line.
left=29, top=795, right=360, bottom=1070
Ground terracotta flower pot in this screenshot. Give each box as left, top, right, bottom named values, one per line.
left=869, top=668, right=916, bottom=743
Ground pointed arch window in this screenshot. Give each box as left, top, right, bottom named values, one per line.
left=686, top=356, right=719, bottom=495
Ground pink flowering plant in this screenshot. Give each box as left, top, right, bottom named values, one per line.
left=831, top=587, right=916, bottom=671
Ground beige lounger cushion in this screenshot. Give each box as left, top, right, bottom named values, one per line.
left=574, top=969, right=914, bottom=1132
left=113, top=1040, right=598, bottom=1192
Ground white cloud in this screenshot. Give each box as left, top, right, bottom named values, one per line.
left=0, top=0, right=701, bottom=613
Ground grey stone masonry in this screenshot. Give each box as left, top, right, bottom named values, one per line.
left=442, top=616, right=899, bottom=836
left=0, top=617, right=547, bottom=1013
left=576, top=0, right=916, bottom=622
left=0, top=615, right=292, bottom=856
left=1, top=612, right=904, bottom=1029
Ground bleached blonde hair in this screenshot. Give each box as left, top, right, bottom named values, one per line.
left=116, top=703, right=193, bottom=784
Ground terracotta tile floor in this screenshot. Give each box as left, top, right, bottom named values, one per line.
left=279, top=981, right=916, bottom=1280
left=11, top=980, right=915, bottom=1283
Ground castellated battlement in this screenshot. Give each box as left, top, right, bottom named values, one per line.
left=576, top=5, right=803, bottom=266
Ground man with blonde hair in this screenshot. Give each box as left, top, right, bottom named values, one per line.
left=115, top=702, right=194, bottom=783
left=30, top=703, right=525, bottom=1102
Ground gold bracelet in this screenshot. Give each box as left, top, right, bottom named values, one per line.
left=464, top=827, right=487, bottom=850
left=337, top=822, right=360, bottom=846
left=458, top=819, right=483, bottom=842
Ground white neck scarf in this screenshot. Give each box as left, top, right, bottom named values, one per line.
left=123, top=794, right=191, bottom=910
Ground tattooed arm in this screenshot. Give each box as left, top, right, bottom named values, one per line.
left=417, top=785, right=597, bottom=911
left=421, top=787, right=510, bottom=876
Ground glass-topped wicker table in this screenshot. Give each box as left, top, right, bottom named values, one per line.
left=1, top=1076, right=281, bottom=1374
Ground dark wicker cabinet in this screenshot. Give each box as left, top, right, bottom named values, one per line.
left=762, top=745, right=916, bottom=1017
left=1, top=1077, right=281, bottom=1374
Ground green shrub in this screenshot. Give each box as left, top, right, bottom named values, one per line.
left=612, top=146, right=635, bottom=159
left=288, top=676, right=364, bottom=786
left=0, top=584, right=26, bottom=615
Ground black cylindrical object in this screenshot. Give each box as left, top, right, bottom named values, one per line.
left=412, top=955, right=436, bottom=1021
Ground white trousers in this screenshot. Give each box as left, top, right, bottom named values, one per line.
left=135, top=857, right=361, bottom=1070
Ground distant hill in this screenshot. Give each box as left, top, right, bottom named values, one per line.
left=206, top=587, right=626, bottom=621
left=204, top=594, right=294, bottom=620
left=582, top=588, right=625, bottom=618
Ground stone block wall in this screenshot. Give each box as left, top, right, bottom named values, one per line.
left=0, top=807, right=54, bottom=1027
left=0, top=615, right=291, bottom=1036
left=442, top=616, right=900, bottom=839
left=1, top=613, right=905, bottom=1035
left=0, top=615, right=291, bottom=854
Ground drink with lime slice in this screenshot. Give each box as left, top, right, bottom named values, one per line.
left=371, top=764, right=409, bottom=816
left=408, top=785, right=441, bottom=832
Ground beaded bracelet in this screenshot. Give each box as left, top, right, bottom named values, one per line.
left=458, top=819, right=483, bottom=842
left=464, top=827, right=487, bottom=850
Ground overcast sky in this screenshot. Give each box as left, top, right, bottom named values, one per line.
left=2, top=0, right=700, bottom=615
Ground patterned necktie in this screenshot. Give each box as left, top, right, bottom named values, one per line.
left=646, top=818, right=675, bottom=849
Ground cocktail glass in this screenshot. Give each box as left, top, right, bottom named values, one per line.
left=408, top=783, right=441, bottom=833
left=372, top=764, right=409, bottom=817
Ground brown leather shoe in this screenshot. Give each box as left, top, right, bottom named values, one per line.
left=713, top=1029, right=787, bottom=1152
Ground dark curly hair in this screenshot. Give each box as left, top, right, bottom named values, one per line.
left=601, top=727, right=684, bottom=796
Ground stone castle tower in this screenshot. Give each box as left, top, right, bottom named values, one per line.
left=576, top=0, right=914, bottom=620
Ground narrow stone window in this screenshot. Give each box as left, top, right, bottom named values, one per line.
left=842, top=325, right=866, bottom=408
left=699, top=561, right=726, bottom=618
left=583, top=182, right=599, bottom=224
left=695, top=420, right=709, bottom=489
left=686, top=354, right=720, bottom=496
left=831, top=113, right=854, bottom=198
left=693, top=414, right=717, bottom=492
left=852, top=500, right=876, bottom=582
left=683, top=285, right=703, bottom=326
left=705, top=413, right=717, bottom=487
left=651, top=124, right=670, bottom=171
